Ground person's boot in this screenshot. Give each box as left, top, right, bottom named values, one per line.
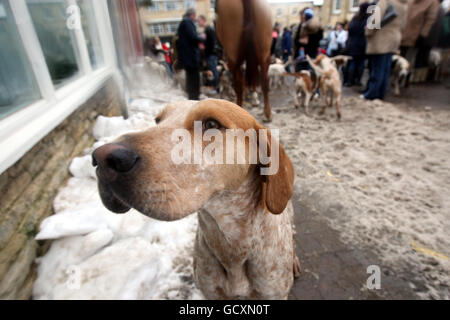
left=410, top=69, right=419, bottom=83
left=421, top=68, right=429, bottom=82
left=413, top=68, right=427, bottom=83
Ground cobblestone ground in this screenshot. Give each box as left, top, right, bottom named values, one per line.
left=289, top=196, right=417, bottom=300
left=242, top=81, right=450, bottom=300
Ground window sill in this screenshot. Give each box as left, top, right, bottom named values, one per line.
left=0, top=66, right=118, bottom=174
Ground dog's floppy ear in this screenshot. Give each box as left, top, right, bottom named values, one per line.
left=257, top=127, right=294, bottom=214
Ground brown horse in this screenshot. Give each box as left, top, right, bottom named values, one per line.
left=216, top=0, right=273, bottom=121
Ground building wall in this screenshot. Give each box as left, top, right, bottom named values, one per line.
left=139, top=0, right=212, bottom=40
left=0, top=78, right=124, bottom=300
left=270, top=1, right=315, bottom=30
left=319, top=0, right=363, bottom=28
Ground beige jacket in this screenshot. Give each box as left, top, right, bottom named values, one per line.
left=366, top=0, right=408, bottom=55
left=401, top=0, right=440, bottom=47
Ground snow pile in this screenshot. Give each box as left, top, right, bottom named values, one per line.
left=33, top=70, right=203, bottom=299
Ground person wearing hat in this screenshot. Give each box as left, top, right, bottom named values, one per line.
left=176, top=8, right=205, bottom=100
left=364, top=0, right=408, bottom=100
left=292, top=8, right=323, bottom=63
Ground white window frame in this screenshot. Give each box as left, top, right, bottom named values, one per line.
left=349, top=0, right=359, bottom=12
left=150, top=23, right=164, bottom=35
left=166, top=22, right=179, bottom=34
left=0, top=0, right=118, bottom=174
left=333, top=0, right=342, bottom=14
left=164, top=1, right=179, bottom=11
left=184, top=0, right=196, bottom=10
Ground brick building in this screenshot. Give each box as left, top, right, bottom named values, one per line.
left=319, top=0, right=363, bottom=28
left=139, top=0, right=213, bottom=43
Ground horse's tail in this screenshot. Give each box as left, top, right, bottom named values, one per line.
left=241, top=0, right=260, bottom=88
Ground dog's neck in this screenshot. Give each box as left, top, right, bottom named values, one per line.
left=198, top=170, right=265, bottom=256
left=202, top=170, right=263, bottom=218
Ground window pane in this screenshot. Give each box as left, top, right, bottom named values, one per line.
left=0, top=0, right=40, bottom=120
left=27, top=0, right=81, bottom=87
left=167, top=22, right=179, bottom=34
left=78, top=0, right=104, bottom=69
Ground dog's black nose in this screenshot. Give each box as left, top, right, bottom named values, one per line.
left=92, top=143, right=140, bottom=173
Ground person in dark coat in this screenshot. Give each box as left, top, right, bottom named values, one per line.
left=198, top=15, right=219, bottom=92
left=344, top=2, right=371, bottom=86
left=271, top=23, right=280, bottom=57
left=177, top=8, right=205, bottom=100
left=292, top=8, right=323, bottom=71
left=281, top=27, right=292, bottom=63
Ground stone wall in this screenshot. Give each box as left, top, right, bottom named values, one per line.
left=0, top=77, right=125, bottom=299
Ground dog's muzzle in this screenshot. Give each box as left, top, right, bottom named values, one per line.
left=92, top=143, right=140, bottom=213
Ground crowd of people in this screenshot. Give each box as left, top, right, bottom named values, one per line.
left=145, top=0, right=450, bottom=103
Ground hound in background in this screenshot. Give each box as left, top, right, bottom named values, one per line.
left=284, top=70, right=319, bottom=115
left=330, top=55, right=353, bottom=71
left=268, top=63, right=287, bottom=90
left=202, top=70, right=218, bottom=95
left=306, top=54, right=343, bottom=119
left=391, top=54, right=411, bottom=96
left=217, top=60, right=234, bottom=99
left=428, top=49, right=442, bottom=82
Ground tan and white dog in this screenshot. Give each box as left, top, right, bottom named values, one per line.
left=306, top=54, right=342, bottom=119
left=217, top=60, right=234, bottom=99
left=330, top=55, right=353, bottom=72
left=429, top=49, right=442, bottom=82
left=268, top=62, right=287, bottom=90
left=284, top=70, right=319, bottom=115
left=391, top=54, right=411, bottom=96
left=92, top=99, right=301, bottom=299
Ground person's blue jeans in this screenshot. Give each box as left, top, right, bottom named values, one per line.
left=365, top=53, right=392, bottom=100
left=206, top=54, right=219, bottom=88
left=345, top=55, right=365, bottom=86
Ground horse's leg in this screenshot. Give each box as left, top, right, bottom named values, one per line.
left=231, top=63, right=244, bottom=107
left=335, top=91, right=342, bottom=119
left=260, top=60, right=272, bottom=121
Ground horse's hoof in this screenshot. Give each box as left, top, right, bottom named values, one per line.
left=293, top=256, right=301, bottom=278
left=263, top=115, right=272, bottom=123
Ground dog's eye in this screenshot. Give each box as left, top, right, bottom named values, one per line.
left=155, top=116, right=161, bottom=124
left=203, top=119, right=222, bottom=131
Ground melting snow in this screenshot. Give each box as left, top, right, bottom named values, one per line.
left=33, top=70, right=204, bottom=299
